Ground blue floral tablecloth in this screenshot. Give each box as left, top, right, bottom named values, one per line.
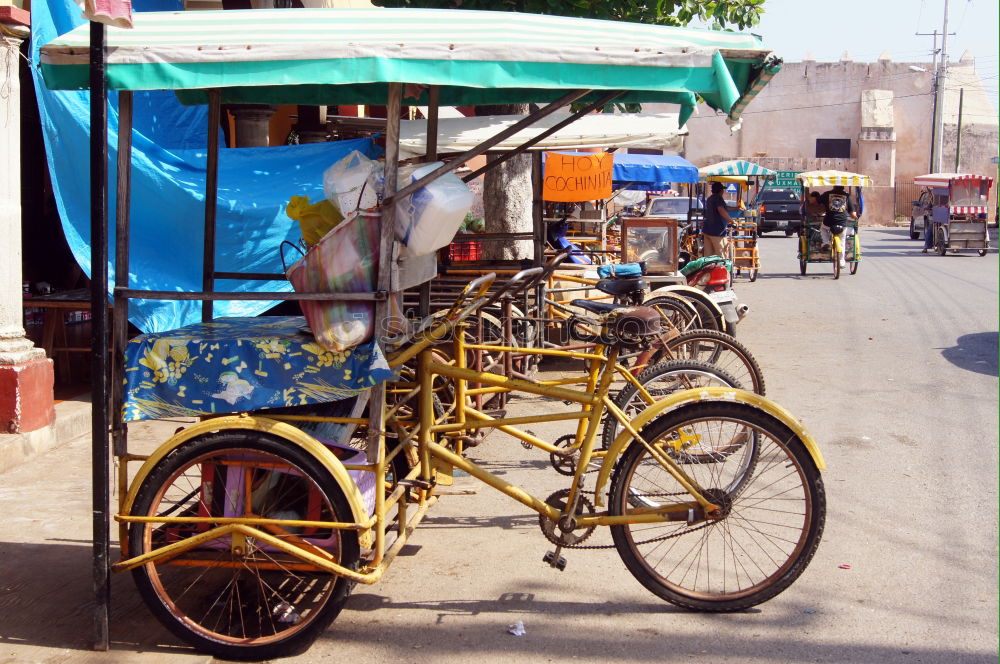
left=123, top=316, right=393, bottom=422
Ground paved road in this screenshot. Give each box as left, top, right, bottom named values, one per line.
left=0, top=228, right=996, bottom=663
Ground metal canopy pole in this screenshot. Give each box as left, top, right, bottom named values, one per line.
left=367, top=82, right=402, bottom=564
left=383, top=88, right=591, bottom=207
left=461, top=90, right=624, bottom=183
left=111, top=91, right=132, bottom=464
left=88, top=19, right=110, bottom=652
left=202, top=90, right=221, bottom=322
left=419, top=85, right=439, bottom=318
left=531, top=150, right=545, bottom=350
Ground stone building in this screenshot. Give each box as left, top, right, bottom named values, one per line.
left=675, top=52, right=998, bottom=224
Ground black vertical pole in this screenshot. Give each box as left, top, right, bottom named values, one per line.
left=418, top=86, right=439, bottom=318
left=202, top=89, right=221, bottom=321
left=531, top=150, right=544, bottom=350
left=89, top=20, right=111, bottom=652
left=112, top=90, right=132, bottom=462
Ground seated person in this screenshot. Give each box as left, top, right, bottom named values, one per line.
left=805, top=192, right=825, bottom=220
left=818, top=185, right=858, bottom=266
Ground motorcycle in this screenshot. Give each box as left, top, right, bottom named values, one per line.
left=673, top=252, right=749, bottom=335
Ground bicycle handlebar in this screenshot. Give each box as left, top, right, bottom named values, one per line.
left=481, top=249, right=572, bottom=309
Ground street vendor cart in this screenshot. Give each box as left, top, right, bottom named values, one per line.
left=912, top=173, right=994, bottom=256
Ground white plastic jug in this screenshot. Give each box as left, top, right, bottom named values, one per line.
left=395, top=162, right=473, bottom=256
left=322, top=150, right=380, bottom=215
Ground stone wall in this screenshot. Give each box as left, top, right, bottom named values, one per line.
left=655, top=55, right=998, bottom=221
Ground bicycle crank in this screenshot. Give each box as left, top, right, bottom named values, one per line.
left=538, top=488, right=596, bottom=547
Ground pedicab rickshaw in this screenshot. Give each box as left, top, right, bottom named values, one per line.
left=796, top=170, right=870, bottom=279
left=694, top=160, right=778, bottom=282
left=39, top=8, right=828, bottom=660
left=912, top=173, right=994, bottom=256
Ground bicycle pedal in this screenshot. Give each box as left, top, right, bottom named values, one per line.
left=542, top=551, right=567, bottom=571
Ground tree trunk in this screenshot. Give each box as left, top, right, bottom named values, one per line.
left=480, top=104, right=533, bottom=261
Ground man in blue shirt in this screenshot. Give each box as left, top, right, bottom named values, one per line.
left=703, top=181, right=734, bottom=258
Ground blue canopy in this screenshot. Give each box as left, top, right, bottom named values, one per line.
left=612, top=154, right=699, bottom=189
left=30, top=0, right=383, bottom=333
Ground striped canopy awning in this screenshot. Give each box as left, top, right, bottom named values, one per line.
left=796, top=170, right=871, bottom=187
left=39, top=7, right=781, bottom=124
left=914, top=173, right=995, bottom=188
left=698, top=160, right=777, bottom=177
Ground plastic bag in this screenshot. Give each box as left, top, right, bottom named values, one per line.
left=395, top=162, right=473, bottom=256
left=286, top=195, right=344, bottom=247
left=323, top=150, right=381, bottom=215
left=285, top=210, right=380, bottom=352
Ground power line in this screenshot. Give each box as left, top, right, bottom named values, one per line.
left=685, top=90, right=936, bottom=117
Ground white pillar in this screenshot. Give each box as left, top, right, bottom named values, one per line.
left=0, top=24, right=54, bottom=433
left=0, top=30, right=41, bottom=361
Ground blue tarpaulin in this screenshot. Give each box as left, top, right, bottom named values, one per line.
left=611, top=154, right=699, bottom=189
left=30, top=0, right=383, bottom=333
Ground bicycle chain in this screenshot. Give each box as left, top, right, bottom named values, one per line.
left=551, top=487, right=714, bottom=550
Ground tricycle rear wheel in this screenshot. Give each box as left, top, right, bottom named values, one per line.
left=129, top=431, right=360, bottom=660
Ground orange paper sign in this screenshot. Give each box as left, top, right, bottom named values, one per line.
left=543, top=152, right=613, bottom=202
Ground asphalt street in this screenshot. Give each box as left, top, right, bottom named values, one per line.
left=0, top=227, right=996, bottom=663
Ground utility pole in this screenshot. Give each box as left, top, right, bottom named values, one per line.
left=918, top=11, right=956, bottom=173
left=931, top=0, right=950, bottom=172
left=955, top=87, right=964, bottom=172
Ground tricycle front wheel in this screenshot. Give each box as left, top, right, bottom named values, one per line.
left=129, top=431, right=361, bottom=660
left=607, top=402, right=824, bottom=611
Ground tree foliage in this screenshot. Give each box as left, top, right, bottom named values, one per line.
left=374, top=0, right=765, bottom=30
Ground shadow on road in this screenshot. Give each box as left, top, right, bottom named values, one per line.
left=941, top=332, right=1000, bottom=376
left=0, top=540, right=194, bottom=658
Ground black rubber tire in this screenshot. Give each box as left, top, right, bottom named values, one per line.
left=978, top=249, right=988, bottom=257
left=909, top=218, right=919, bottom=240
left=643, top=295, right=700, bottom=334
left=647, top=291, right=725, bottom=335
left=849, top=260, right=859, bottom=275
left=748, top=268, right=758, bottom=282
left=785, top=229, right=794, bottom=237
left=129, top=430, right=360, bottom=660
left=663, top=329, right=765, bottom=396
left=601, top=359, right=742, bottom=451
left=935, top=227, right=948, bottom=256
left=799, top=259, right=807, bottom=276
left=608, top=402, right=825, bottom=612
left=130, top=431, right=361, bottom=660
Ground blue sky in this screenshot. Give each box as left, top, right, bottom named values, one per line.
left=746, top=0, right=998, bottom=100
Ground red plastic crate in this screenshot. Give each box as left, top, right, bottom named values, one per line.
left=449, top=239, right=482, bottom=261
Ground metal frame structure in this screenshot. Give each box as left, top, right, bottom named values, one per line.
left=44, top=10, right=782, bottom=649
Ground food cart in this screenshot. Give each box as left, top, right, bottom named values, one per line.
left=912, top=173, right=993, bottom=256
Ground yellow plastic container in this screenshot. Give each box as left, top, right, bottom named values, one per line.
left=286, top=195, right=344, bottom=247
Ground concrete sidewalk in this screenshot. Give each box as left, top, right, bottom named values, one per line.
left=0, top=409, right=212, bottom=663
left=0, top=396, right=92, bottom=475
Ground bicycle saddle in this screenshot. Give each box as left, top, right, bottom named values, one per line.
left=595, top=278, right=646, bottom=297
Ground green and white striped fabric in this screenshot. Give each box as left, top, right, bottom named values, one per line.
left=39, top=7, right=780, bottom=122
left=698, top=160, right=778, bottom=177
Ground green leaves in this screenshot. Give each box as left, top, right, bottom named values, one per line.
left=372, top=0, right=766, bottom=28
